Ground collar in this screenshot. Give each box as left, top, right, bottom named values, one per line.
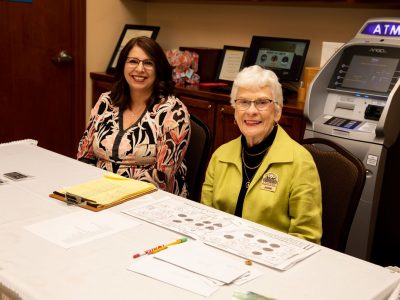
left=218, top=125, right=295, bottom=175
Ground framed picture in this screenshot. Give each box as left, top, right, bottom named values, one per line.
left=106, top=24, right=160, bottom=74
left=215, top=45, right=248, bottom=83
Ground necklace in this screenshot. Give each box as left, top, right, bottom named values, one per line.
left=241, top=146, right=270, bottom=188
left=244, top=147, right=268, bottom=157
left=241, top=147, right=265, bottom=170
left=243, top=164, right=253, bottom=189
left=241, top=148, right=261, bottom=188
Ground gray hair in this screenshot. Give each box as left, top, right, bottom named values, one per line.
left=230, top=65, right=284, bottom=109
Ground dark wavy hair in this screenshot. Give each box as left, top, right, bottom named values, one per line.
left=110, top=36, right=174, bottom=110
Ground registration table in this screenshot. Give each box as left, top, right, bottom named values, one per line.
left=0, top=141, right=399, bottom=300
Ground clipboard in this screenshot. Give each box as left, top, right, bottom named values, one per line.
left=49, top=189, right=156, bottom=212
left=49, top=173, right=157, bottom=212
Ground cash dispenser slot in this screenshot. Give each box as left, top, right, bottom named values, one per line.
left=334, top=101, right=355, bottom=118
left=335, top=101, right=355, bottom=111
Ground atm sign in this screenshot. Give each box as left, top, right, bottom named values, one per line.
left=361, top=22, right=400, bottom=37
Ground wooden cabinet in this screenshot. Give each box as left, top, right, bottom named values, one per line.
left=90, top=72, right=306, bottom=153
left=177, top=95, right=215, bottom=137
left=279, top=106, right=307, bottom=142
left=90, top=72, right=114, bottom=106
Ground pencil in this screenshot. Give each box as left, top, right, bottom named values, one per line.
left=133, top=237, right=188, bottom=259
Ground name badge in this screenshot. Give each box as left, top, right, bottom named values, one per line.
left=261, top=172, right=278, bottom=192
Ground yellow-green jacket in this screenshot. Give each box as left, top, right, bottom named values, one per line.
left=201, top=126, right=322, bottom=244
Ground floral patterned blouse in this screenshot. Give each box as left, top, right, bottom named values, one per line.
left=77, top=92, right=191, bottom=197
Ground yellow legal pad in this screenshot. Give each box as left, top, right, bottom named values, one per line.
left=49, top=173, right=157, bottom=211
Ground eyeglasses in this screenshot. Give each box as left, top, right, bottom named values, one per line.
left=126, top=57, right=155, bottom=70
left=234, top=98, right=275, bottom=111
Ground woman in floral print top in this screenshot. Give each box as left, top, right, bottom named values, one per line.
left=77, top=37, right=190, bottom=197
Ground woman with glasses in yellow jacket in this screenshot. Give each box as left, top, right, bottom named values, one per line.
left=201, top=65, right=322, bottom=244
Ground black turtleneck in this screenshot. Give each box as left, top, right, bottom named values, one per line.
left=234, top=125, right=277, bottom=217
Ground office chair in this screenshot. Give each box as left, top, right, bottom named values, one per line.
left=301, top=138, right=366, bottom=253
left=185, top=115, right=212, bottom=202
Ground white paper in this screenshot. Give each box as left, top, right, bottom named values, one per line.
left=123, top=196, right=320, bottom=271
left=233, top=266, right=264, bottom=286
left=154, top=241, right=249, bottom=284
left=358, top=122, right=377, bottom=133
left=25, top=210, right=138, bottom=248
left=219, top=49, right=245, bottom=81
left=320, top=41, right=344, bottom=67
left=127, top=255, right=219, bottom=297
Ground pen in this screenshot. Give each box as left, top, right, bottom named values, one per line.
left=133, top=237, right=188, bottom=259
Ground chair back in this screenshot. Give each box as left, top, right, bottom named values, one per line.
left=302, top=138, right=366, bottom=252
left=185, top=115, right=212, bottom=201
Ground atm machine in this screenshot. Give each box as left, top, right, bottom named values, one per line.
left=304, top=17, right=400, bottom=264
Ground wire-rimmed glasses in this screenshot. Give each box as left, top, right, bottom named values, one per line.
left=125, top=57, right=155, bottom=70
left=234, top=98, right=276, bottom=111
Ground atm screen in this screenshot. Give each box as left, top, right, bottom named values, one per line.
left=341, top=55, right=399, bottom=93
left=328, top=45, right=400, bottom=98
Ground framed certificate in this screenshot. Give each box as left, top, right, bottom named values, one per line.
left=216, top=45, right=248, bottom=83
left=106, top=24, right=160, bottom=74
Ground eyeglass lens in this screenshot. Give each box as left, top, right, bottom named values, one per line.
left=235, top=98, right=274, bottom=110
left=126, top=57, right=155, bottom=69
